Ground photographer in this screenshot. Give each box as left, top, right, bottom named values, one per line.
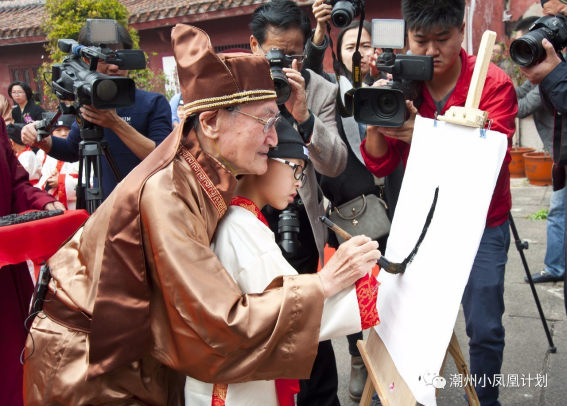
left=362, top=1, right=517, bottom=405
left=21, top=23, right=172, bottom=200
left=518, top=0, right=567, bottom=315
left=513, top=17, right=565, bottom=285
left=249, top=1, right=347, bottom=404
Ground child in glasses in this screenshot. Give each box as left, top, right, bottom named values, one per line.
left=184, top=119, right=380, bottom=406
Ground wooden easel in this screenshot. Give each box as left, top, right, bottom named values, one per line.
left=357, top=30, right=498, bottom=406
left=357, top=329, right=480, bottom=406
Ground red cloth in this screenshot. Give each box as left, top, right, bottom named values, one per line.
left=0, top=209, right=89, bottom=267
left=275, top=379, right=301, bottom=406
left=361, top=48, right=518, bottom=228
left=0, top=117, right=57, bottom=406
left=355, top=273, right=380, bottom=330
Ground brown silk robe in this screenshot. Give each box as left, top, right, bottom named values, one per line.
left=23, top=125, right=326, bottom=405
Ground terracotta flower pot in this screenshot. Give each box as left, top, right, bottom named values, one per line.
left=524, top=152, right=553, bottom=186
left=509, top=147, right=535, bottom=178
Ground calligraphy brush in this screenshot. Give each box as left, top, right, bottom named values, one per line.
left=320, top=187, right=439, bottom=274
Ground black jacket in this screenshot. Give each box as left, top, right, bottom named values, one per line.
left=540, top=61, right=567, bottom=190
left=11, top=101, right=45, bottom=124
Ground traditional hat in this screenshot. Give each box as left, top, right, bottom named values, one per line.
left=7, top=123, right=25, bottom=145
left=268, top=119, right=310, bottom=166
left=172, top=24, right=276, bottom=117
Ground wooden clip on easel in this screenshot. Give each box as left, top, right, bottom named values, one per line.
left=357, top=30, right=497, bottom=406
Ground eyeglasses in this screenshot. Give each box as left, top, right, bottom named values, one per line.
left=270, top=157, right=306, bottom=187
left=11, top=91, right=25, bottom=95
left=258, top=45, right=307, bottom=64
left=230, top=109, right=281, bottom=133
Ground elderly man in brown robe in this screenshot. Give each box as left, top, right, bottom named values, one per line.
left=22, top=25, right=380, bottom=405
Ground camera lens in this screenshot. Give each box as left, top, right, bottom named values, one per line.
left=271, top=67, right=291, bottom=105
left=510, top=32, right=546, bottom=67
left=96, top=79, right=118, bottom=102
left=331, top=1, right=356, bottom=28
left=278, top=209, right=301, bottom=256
left=375, top=92, right=399, bottom=118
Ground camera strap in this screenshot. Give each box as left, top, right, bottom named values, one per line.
left=326, top=8, right=366, bottom=118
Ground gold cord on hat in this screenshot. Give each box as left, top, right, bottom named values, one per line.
left=213, top=139, right=238, bottom=176
left=183, top=90, right=277, bottom=116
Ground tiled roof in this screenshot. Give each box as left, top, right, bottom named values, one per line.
left=0, top=0, right=313, bottom=44
left=0, top=1, right=46, bottom=43
left=125, top=0, right=266, bottom=24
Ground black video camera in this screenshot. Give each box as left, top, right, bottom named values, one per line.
left=324, top=0, right=365, bottom=28
left=353, top=20, right=433, bottom=127
left=510, top=15, right=567, bottom=67
left=50, top=19, right=145, bottom=113
left=265, top=49, right=295, bottom=105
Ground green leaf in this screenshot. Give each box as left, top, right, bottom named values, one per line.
left=528, top=209, right=549, bottom=220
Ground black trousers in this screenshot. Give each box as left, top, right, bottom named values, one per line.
left=347, top=331, right=363, bottom=357
left=297, top=340, right=341, bottom=406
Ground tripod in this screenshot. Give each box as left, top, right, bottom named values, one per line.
left=76, top=123, right=122, bottom=214
left=508, top=212, right=557, bottom=353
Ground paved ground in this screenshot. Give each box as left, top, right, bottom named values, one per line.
left=333, top=179, right=567, bottom=405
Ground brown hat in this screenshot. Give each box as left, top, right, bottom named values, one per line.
left=172, top=24, right=276, bottom=117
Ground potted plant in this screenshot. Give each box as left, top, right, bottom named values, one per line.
left=509, top=147, right=535, bottom=178
left=524, top=151, right=553, bottom=185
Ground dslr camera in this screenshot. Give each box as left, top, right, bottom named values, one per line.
left=510, top=15, right=567, bottom=67
left=265, top=48, right=295, bottom=105
left=324, top=0, right=365, bottom=28
left=353, top=20, right=433, bottom=127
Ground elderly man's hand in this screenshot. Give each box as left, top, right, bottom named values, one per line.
left=43, top=201, right=66, bottom=211
left=519, top=39, right=562, bottom=84
left=283, top=59, right=310, bottom=123
left=318, top=235, right=380, bottom=298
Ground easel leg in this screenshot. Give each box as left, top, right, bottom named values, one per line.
left=448, top=332, right=480, bottom=406
left=357, top=338, right=391, bottom=406
left=359, top=376, right=375, bottom=406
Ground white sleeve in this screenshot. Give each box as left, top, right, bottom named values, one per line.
left=319, top=286, right=362, bottom=341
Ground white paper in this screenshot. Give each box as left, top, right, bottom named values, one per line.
left=375, top=116, right=508, bottom=405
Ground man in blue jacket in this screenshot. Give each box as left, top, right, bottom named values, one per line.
left=519, top=0, right=567, bottom=315
left=22, top=23, right=172, bottom=200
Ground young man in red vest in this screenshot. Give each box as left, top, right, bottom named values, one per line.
left=362, top=1, right=518, bottom=405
